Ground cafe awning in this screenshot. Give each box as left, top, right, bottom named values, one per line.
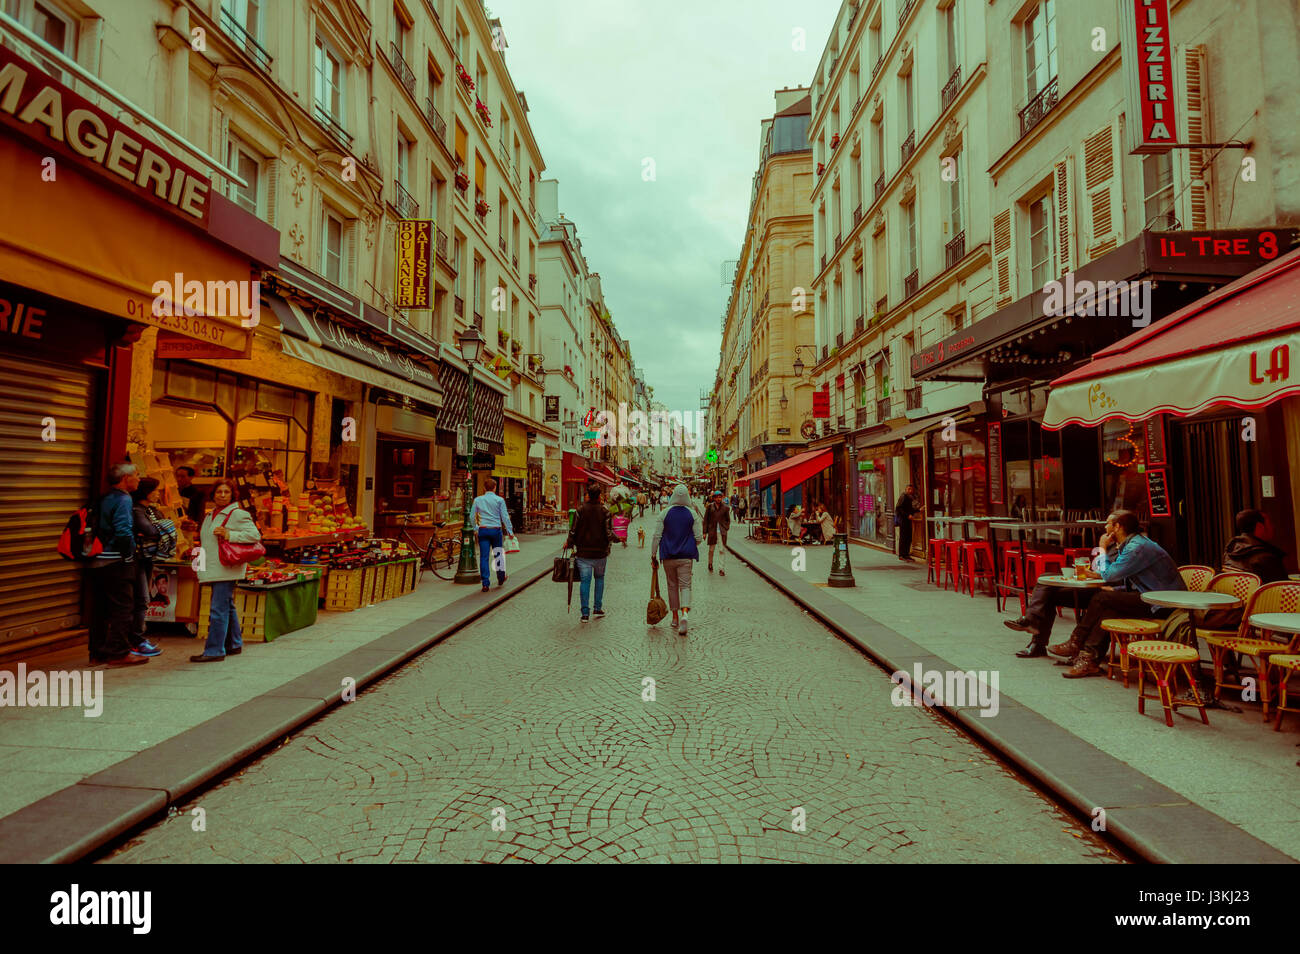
left=856, top=410, right=953, bottom=456
left=1043, top=247, right=1300, bottom=429
left=733, top=448, right=831, bottom=490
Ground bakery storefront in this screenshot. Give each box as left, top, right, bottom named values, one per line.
left=0, top=40, right=276, bottom=656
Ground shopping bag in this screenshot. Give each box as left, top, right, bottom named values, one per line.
left=646, top=566, right=668, bottom=625
left=504, top=534, right=521, bottom=554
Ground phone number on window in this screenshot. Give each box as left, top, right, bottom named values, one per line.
left=125, top=298, right=239, bottom=346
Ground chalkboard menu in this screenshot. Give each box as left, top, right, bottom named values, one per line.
left=1144, top=415, right=1166, bottom=465
left=987, top=422, right=1003, bottom=505
left=1146, top=468, right=1170, bottom=517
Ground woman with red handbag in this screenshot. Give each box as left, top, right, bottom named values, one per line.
left=191, top=478, right=264, bottom=663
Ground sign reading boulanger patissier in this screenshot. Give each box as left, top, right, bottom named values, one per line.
left=1117, top=0, right=1178, bottom=154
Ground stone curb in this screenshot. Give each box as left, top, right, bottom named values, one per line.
left=0, top=551, right=559, bottom=865
left=727, top=536, right=1295, bottom=865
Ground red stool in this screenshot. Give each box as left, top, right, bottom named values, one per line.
left=926, top=538, right=946, bottom=586
left=942, top=541, right=963, bottom=591
left=960, top=541, right=996, bottom=597
left=1024, top=552, right=1065, bottom=585
left=999, top=541, right=1025, bottom=590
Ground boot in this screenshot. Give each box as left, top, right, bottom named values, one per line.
left=1048, top=636, right=1082, bottom=659
left=1062, top=650, right=1103, bottom=678
left=1015, top=639, right=1047, bottom=658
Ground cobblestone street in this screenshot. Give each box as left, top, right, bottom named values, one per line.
left=104, top=513, right=1117, bottom=864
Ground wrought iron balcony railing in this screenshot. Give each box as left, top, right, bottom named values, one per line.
left=903, top=269, right=919, bottom=299
left=473, top=310, right=484, bottom=330
left=877, top=397, right=892, bottom=422
left=1019, top=76, right=1060, bottom=138
left=855, top=314, right=864, bottom=335
left=873, top=172, right=886, bottom=202
left=855, top=406, right=868, bottom=428
left=853, top=204, right=863, bottom=226
left=389, top=41, right=415, bottom=96
left=836, top=332, right=844, bottom=349
left=454, top=296, right=464, bottom=317
left=394, top=179, right=418, bottom=219
left=945, top=230, right=966, bottom=270
left=905, top=386, right=923, bottom=411
left=220, top=7, right=272, bottom=72
left=898, top=0, right=916, bottom=27
left=425, top=98, right=447, bottom=142
left=313, top=104, right=353, bottom=148
left=436, top=228, right=450, bottom=265
left=941, top=66, right=962, bottom=112
left=900, top=130, right=916, bottom=165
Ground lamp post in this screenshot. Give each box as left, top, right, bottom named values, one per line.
left=453, top=325, right=485, bottom=584
left=791, top=344, right=817, bottom=377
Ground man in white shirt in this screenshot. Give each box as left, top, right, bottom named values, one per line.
left=471, top=477, right=514, bottom=592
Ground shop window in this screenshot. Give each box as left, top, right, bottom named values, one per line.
left=1102, top=417, right=1148, bottom=514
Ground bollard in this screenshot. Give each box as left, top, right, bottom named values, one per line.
left=828, top=531, right=856, bottom=587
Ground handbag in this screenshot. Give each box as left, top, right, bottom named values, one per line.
left=216, top=509, right=266, bottom=568
left=646, top=566, right=669, bottom=625
left=552, top=546, right=578, bottom=583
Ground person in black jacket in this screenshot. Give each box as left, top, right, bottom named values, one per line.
left=128, top=478, right=170, bottom=657
left=565, top=487, right=614, bottom=623
left=1222, top=509, right=1289, bottom=583
left=894, top=484, right=922, bottom=562
left=705, top=491, right=730, bottom=575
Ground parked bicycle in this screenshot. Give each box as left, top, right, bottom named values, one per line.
left=395, top=513, right=463, bottom=580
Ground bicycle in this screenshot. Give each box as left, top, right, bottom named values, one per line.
left=396, top=513, right=463, bottom=580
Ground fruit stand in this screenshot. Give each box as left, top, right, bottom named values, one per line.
left=197, top=563, right=323, bottom=643
left=261, top=487, right=370, bottom=553
left=295, top=538, right=421, bottom=613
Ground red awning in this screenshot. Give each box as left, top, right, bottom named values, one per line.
left=582, top=467, right=618, bottom=487
left=779, top=450, right=834, bottom=493
left=1044, top=246, right=1300, bottom=428
left=733, top=448, right=832, bottom=489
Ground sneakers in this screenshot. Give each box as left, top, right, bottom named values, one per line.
left=593, top=609, right=605, bottom=619
left=1062, top=650, right=1103, bottom=678
left=1048, top=637, right=1082, bottom=659
left=580, top=614, right=590, bottom=623
left=677, top=613, right=689, bottom=636
left=131, top=640, right=162, bottom=657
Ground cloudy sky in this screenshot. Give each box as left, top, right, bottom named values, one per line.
left=489, top=0, right=841, bottom=420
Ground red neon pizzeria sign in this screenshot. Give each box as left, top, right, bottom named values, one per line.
left=1120, top=0, right=1177, bottom=153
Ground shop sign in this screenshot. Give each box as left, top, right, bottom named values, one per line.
left=394, top=220, right=433, bottom=308
left=812, top=384, right=830, bottom=418
left=1145, top=229, right=1295, bottom=275
left=544, top=395, right=559, bottom=422
left=911, top=334, right=976, bottom=375
left=0, top=44, right=211, bottom=223
left=456, top=451, right=495, bottom=470
left=300, top=309, right=437, bottom=388
left=0, top=281, right=105, bottom=361
left=1146, top=467, right=1170, bottom=516
left=987, top=421, right=1004, bottom=505
left=154, top=330, right=248, bottom=360
left=1118, top=0, right=1176, bottom=154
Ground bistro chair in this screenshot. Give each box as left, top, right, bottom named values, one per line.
left=1128, top=640, right=1210, bottom=728
left=1103, top=618, right=1162, bottom=687
left=1178, top=565, right=1216, bottom=593
left=959, top=540, right=996, bottom=597
left=942, top=540, right=964, bottom=591
left=1270, top=655, right=1300, bottom=731
left=1203, top=581, right=1300, bottom=721
left=1195, top=572, right=1267, bottom=692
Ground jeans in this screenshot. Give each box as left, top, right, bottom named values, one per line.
left=478, top=527, right=505, bottom=587
left=897, top=519, right=913, bottom=559
left=202, top=579, right=242, bottom=657
left=662, top=558, right=693, bottom=613
left=708, top=537, right=726, bottom=570
left=1072, top=590, right=1167, bottom=658
left=89, top=560, right=135, bottom=659
left=1027, top=584, right=1099, bottom=642
left=576, top=556, right=607, bottom=615
left=131, top=559, right=153, bottom=647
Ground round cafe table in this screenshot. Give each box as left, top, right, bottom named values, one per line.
left=1036, top=574, right=1106, bottom=624
left=1249, top=613, right=1300, bottom=647
left=1141, top=589, right=1243, bottom=671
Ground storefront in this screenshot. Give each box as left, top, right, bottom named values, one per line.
left=561, top=451, right=589, bottom=509
left=436, top=357, right=507, bottom=516
left=495, top=420, right=530, bottom=530
left=0, top=40, right=277, bottom=655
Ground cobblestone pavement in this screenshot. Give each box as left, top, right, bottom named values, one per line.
left=104, top=512, right=1119, bottom=863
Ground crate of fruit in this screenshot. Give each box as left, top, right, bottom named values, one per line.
left=393, top=558, right=419, bottom=596
left=323, top=566, right=366, bottom=612
left=199, top=586, right=267, bottom=642
left=361, top=563, right=386, bottom=605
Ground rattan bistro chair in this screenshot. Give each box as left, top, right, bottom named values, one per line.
left=1203, top=581, right=1300, bottom=720
left=1129, top=640, right=1210, bottom=727
left=1178, top=565, right=1216, bottom=593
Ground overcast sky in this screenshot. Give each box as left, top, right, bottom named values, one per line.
left=489, top=0, right=841, bottom=420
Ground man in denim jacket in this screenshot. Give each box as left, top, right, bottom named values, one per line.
left=1050, top=510, right=1184, bottom=678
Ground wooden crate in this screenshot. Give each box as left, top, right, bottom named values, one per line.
left=322, top=566, right=366, bottom=612
left=198, top=586, right=268, bottom=642
left=394, top=558, right=419, bottom=596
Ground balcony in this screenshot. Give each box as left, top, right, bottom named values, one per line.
left=219, top=6, right=272, bottom=73
left=945, top=230, right=966, bottom=270
left=855, top=314, right=864, bottom=335
left=1019, top=76, right=1060, bottom=139
left=436, top=228, right=449, bottom=266
left=394, top=179, right=418, bottom=219
left=388, top=41, right=416, bottom=96
left=528, top=273, right=537, bottom=291
left=835, top=233, right=843, bottom=252
left=877, top=397, right=892, bottom=422
left=872, top=55, right=883, bottom=80
left=855, top=406, right=868, bottom=428
left=498, top=235, right=507, bottom=255
left=821, top=344, right=829, bottom=362
left=875, top=295, right=888, bottom=316
left=313, top=104, right=352, bottom=148
left=873, top=172, right=886, bottom=202
left=529, top=199, right=536, bottom=220
left=898, top=0, right=916, bottom=26
left=900, top=130, right=916, bottom=165
left=512, top=253, right=518, bottom=271
left=941, top=66, right=962, bottom=112
left=454, top=296, right=464, bottom=317
left=905, top=386, right=923, bottom=411
left=425, top=98, right=447, bottom=142
left=820, top=253, right=827, bottom=272
left=760, top=290, right=769, bottom=313
left=836, top=332, right=844, bottom=349
left=853, top=204, right=863, bottom=227
left=903, top=269, right=918, bottom=299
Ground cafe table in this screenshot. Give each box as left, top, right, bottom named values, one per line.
left=1142, top=590, right=1243, bottom=709
left=1248, top=613, right=1300, bottom=649
left=1035, top=573, right=1107, bottom=624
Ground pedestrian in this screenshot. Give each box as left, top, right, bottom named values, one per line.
left=816, top=502, right=836, bottom=544
left=651, top=483, right=702, bottom=636
left=894, top=484, right=922, bottom=561
left=636, top=490, right=647, bottom=518
left=471, top=476, right=514, bottom=592
left=129, top=477, right=174, bottom=656
left=174, top=465, right=205, bottom=527
left=565, top=486, right=614, bottom=623
left=192, top=478, right=262, bottom=662
left=787, top=503, right=804, bottom=543
left=736, top=495, right=747, bottom=521
left=705, top=490, right=730, bottom=576
left=88, top=462, right=150, bottom=666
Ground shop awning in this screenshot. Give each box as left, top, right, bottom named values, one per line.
left=582, top=467, right=618, bottom=487
left=778, top=450, right=834, bottom=494
left=857, top=410, right=953, bottom=455
left=1043, top=247, right=1300, bottom=429
left=280, top=332, right=443, bottom=405
left=733, top=448, right=831, bottom=490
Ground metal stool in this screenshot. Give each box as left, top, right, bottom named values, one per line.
left=926, top=538, right=946, bottom=586
left=960, top=541, right=996, bottom=597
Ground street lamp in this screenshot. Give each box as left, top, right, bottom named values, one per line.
left=791, top=344, right=817, bottom=377
left=779, top=387, right=789, bottom=411
left=522, top=353, right=547, bottom=385
left=453, top=324, right=486, bottom=584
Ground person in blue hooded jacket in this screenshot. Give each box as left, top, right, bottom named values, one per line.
left=651, top=483, right=703, bottom=636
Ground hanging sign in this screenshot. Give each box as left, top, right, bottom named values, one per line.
left=394, top=220, right=433, bottom=308
left=1118, top=0, right=1177, bottom=154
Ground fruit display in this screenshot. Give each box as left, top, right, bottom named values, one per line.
left=243, top=560, right=321, bottom=586
left=297, top=538, right=415, bottom=572
left=300, top=489, right=366, bottom=534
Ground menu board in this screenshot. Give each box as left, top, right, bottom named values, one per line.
left=987, top=422, right=1003, bottom=505
left=1146, top=468, right=1170, bottom=517
left=1144, top=415, right=1166, bottom=466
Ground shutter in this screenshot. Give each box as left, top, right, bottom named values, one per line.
left=1083, top=120, right=1123, bottom=260
left=992, top=207, right=1015, bottom=307
left=1054, top=155, right=1074, bottom=275
left=1177, top=44, right=1212, bottom=231
left=0, top=355, right=97, bottom=646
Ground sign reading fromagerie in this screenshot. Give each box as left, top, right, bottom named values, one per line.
left=0, top=44, right=211, bottom=223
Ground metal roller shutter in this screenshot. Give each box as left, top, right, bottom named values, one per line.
left=0, top=354, right=97, bottom=645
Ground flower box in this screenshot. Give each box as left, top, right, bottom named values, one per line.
left=456, top=64, right=474, bottom=90
left=454, top=171, right=470, bottom=191
left=816, top=162, right=825, bottom=175
left=498, top=329, right=510, bottom=344
left=475, top=99, right=492, bottom=126
left=475, top=198, right=490, bottom=217
left=830, top=134, right=840, bottom=148
left=511, top=341, right=522, bottom=355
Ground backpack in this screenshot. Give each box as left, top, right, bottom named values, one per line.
left=58, top=504, right=103, bottom=562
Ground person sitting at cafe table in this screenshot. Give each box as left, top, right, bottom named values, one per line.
left=1222, top=509, right=1289, bottom=583
left=1051, top=510, right=1184, bottom=678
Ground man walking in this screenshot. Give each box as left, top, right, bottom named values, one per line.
left=89, top=462, right=149, bottom=666
left=470, top=476, right=513, bottom=592
left=705, top=490, right=730, bottom=576
left=894, top=484, right=922, bottom=562
left=565, top=487, right=613, bottom=623
left=636, top=490, right=647, bottom=518
left=652, top=483, right=703, bottom=636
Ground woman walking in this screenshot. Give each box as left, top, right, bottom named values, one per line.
left=129, top=477, right=175, bottom=656
left=565, top=486, right=614, bottom=623
left=651, top=483, right=702, bottom=636
left=192, top=478, right=262, bottom=663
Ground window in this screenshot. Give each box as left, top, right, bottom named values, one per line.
left=393, top=3, right=411, bottom=61
left=1028, top=191, right=1054, bottom=289
left=225, top=134, right=261, bottom=216
left=454, top=234, right=465, bottom=301
left=314, top=36, right=344, bottom=124
left=223, top=0, right=262, bottom=41
left=946, top=149, right=963, bottom=237
left=903, top=201, right=917, bottom=274
left=323, top=209, right=345, bottom=284
left=9, top=0, right=77, bottom=81
left=1143, top=153, right=1176, bottom=230
left=901, top=71, right=914, bottom=136
left=474, top=256, right=485, bottom=317
left=1024, top=0, right=1057, bottom=101
left=396, top=135, right=410, bottom=188
left=942, top=2, right=959, bottom=79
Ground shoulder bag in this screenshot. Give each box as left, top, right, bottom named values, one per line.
left=217, top=509, right=266, bottom=567
left=552, top=545, right=578, bottom=583
left=646, top=565, right=668, bottom=625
